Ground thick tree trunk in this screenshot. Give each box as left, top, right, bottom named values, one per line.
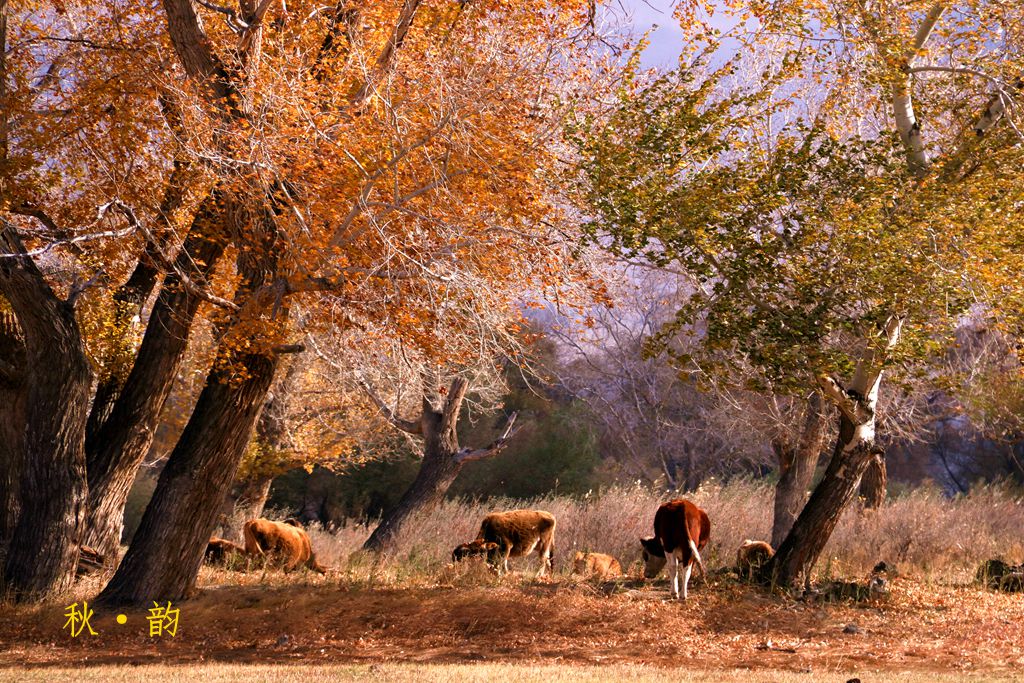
left=0, top=310, right=25, bottom=565
left=859, top=451, right=887, bottom=509
left=771, top=394, right=827, bottom=548
left=766, top=414, right=877, bottom=588
left=362, top=421, right=461, bottom=553
left=0, top=229, right=93, bottom=602
left=362, top=379, right=517, bottom=554
left=215, top=362, right=300, bottom=540
left=97, top=351, right=279, bottom=605
left=98, top=199, right=282, bottom=605
left=81, top=191, right=229, bottom=558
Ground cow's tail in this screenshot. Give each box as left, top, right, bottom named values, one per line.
left=688, top=537, right=706, bottom=579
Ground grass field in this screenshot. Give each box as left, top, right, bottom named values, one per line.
left=2, top=481, right=1022, bottom=680
left=2, top=663, right=1020, bottom=683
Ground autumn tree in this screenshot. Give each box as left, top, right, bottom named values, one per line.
left=573, top=0, right=1024, bottom=587
left=1, top=0, right=606, bottom=604
left=96, top=0, right=606, bottom=603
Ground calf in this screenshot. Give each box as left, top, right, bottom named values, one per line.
left=243, top=518, right=328, bottom=574
left=453, top=510, right=555, bottom=577
left=205, top=537, right=246, bottom=566
left=736, top=539, right=774, bottom=580
left=572, top=551, right=623, bottom=579
left=640, top=499, right=711, bottom=600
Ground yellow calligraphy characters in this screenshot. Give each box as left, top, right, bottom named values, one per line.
left=63, top=602, right=97, bottom=637
left=146, top=601, right=180, bottom=637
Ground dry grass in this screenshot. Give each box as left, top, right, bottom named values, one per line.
left=4, top=577, right=1023, bottom=676
left=0, top=663, right=1017, bottom=683
left=238, top=480, right=1024, bottom=588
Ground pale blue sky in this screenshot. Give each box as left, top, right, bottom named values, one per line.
left=617, top=0, right=686, bottom=68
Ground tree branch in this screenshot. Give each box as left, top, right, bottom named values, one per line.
left=103, top=200, right=240, bottom=312
left=359, top=378, right=422, bottom=435
left=894, top=3, right=948, bottom=177
left=351, top=0, right=422, bottom=105
left=441, top=377, right=469, bottom=431
left=454, top=411, right=520, bottom=463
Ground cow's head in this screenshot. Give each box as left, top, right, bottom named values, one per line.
left=283, top=517, right=303, bottom=528
left=452, top=540, right=498, bottom=563
left=640, top=536, right=667, bottom=578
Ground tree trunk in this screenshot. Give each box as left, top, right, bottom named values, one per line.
left=97, top=351, right=279, bottom=605
left=0, top=229, right=93, bottom=602
left=771, top=393, right=827, bottom=548
left=858, top=450, right=887, bottom=509
left=361, top=379, right=518, bottom=554
left=0, top=310, right=25, bottom=565
left=362, top=416, right=462, bottom=553
left=98, top=200, right=282, bottom=605
left=214, top=476, right=273, bottom=543
left=215, top=361, right=300, bottom=540
left=764, top=318, right=901, bottom=589
left=81, top=191, right=229, bottom=558
left=84, top=154, right=192, bottom=441
left=767, top=413, right=878, bottom=589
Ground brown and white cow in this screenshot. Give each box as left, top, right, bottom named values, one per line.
left=452, top=509, right=555, bottom=577
left=640, top=499, right=711, bottom=600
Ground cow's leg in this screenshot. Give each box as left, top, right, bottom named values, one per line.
left=682, top=561, right=693, bottom=600
left=536, top=539, right=552, bottom=578
left=668, top=553, right=680, bottom=599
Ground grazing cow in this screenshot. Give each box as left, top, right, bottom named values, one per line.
left=736, top=539, right=774, bottom=579
left=640, top=499, right=711, bottom=600
left=453, top=510, right=555, bottom=576
left=572, top=551, right=623, bottom=579
left=452, top=540, right=498, bottom=563
left=243, top=518, right=328, bottom=574
left=205, top=537, right=246, bottom=565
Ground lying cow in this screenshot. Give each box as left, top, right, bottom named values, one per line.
left=640, top=499, right=711, bottom=600
left=243, top=517, right=328, bottom=574
left=736, top=539, right=774, bottom=580
left=453, top=509, right=555, bottom=576
left=572, top=551, right=623, bottom=579
left=205, top=537, right=246, bottom=565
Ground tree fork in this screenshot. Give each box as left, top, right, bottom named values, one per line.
left=362, top=378, right=519, bottom=554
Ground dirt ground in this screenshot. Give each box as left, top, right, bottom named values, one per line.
left=1, top=573, right=1022, bottom=677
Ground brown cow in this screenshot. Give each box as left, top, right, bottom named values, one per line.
left=205, top=537, right=246, bottom=565
left=640, top=499, right=711, bottom=600
left=736, top=539, right=774, bottom=579
left=572, top=551, right=623, bottom=579
left=243, top=518, right=328, bottom=574
left=453, top=510, right=555, bottom=576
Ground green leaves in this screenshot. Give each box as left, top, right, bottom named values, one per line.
left=572, top=60, right=986, bottom=393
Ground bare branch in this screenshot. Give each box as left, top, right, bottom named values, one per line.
left=454, top=411, right=520, bottom=463
left=103, top=200, right=241, bottom=312
left=358, top=378, right=422, bottom=435
left=441, top=377, right=469, bottom=430
left=66, top=269, right=106, bottom=308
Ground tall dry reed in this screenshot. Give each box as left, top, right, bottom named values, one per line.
left=297, top=479, right=1024, bottom=585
